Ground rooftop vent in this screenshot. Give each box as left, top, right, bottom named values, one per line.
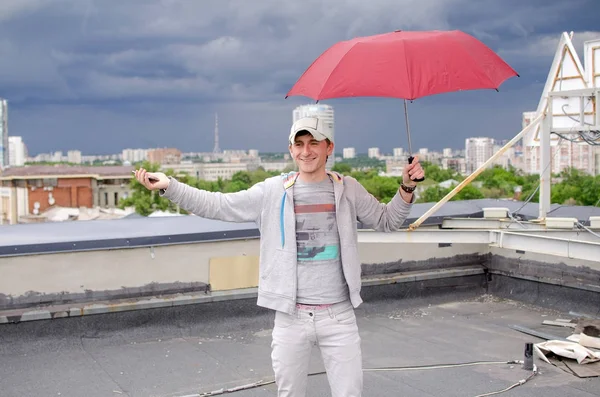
left=483, top=207, right=509, bottom=219
left=545, top=217, right=577, bottom=229
left=590, top=216, right=600, bottom=229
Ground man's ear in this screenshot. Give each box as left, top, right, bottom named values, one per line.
left=327, top=141, right=335, bottom=156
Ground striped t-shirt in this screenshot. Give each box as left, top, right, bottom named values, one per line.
left=294, top=176, right=349, bottom=304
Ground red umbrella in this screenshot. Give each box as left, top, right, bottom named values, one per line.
left=286, top=30, right=519, bottom=181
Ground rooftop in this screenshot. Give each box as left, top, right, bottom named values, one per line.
left=1, top=200, right=599, bottom=397
left=1, top=290, right=599, bottom=396
left=0, top=165, right=135, bottom=178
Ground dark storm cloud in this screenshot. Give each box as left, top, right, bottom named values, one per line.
left=0, top=0, right=598, bottom=154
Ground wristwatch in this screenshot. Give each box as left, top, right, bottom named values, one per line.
left=400, top=183, right=417, bottom=193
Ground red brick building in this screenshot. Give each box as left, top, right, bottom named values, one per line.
left=0, top=165, right=134, bottom=224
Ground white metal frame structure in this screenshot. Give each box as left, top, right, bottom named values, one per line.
left=528, top=32, right=600, bottom=220
left=410, top=32, right=600, bottom=229
left=539, top=88, right=600, bottom=219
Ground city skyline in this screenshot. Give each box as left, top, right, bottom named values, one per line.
left=0, top=1, right=598, bottom=156
left=19, top=138, right=471, bottom=159
left=5, top=97, right=514, bottom=157
left=6, top=98, right=521, bottom=159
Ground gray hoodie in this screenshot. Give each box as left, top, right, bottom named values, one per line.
left=161, top=171, right=413, bottom=314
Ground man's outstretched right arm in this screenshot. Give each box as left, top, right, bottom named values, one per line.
left=161, top=177, right=264, bottom=223
left=134, top=168, right=264, bottom=223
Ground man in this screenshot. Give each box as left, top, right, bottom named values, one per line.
left=134, top=116, right=424, bottom=397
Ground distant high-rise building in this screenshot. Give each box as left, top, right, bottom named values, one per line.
left=393, top=148, right=405, bottom=158
left=67, top=150, right=82, bottom=164
left=492, top=142, right=516, bottom=170
left=465, top=137, right=494, bottom=174
left=525, top=139, right=596, bottom=175
left=442, top=157, right=467, bottom=174
left=122, top=149, right=148, bottom=163
left=52, top=151, right=63, bottom=163
left=293, top=104, right=335, bottom=169
left=522, top=110, right=596, bottom=175
left=0, top=99, right=8, bottom=169
left=8, top=136, right=26, bottom=167
left=343, top=147, right=356, bottom=159
left=148, top=148, right=181, bottom=165
left=368, top=147, right=380, bottom=159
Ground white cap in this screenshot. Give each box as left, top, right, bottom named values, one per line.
left=289, top=117, right=333, bottom=144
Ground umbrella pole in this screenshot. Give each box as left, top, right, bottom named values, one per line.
left=403, top=99, right=413, bottom=155
left=403, top=99, right=424, bottom=182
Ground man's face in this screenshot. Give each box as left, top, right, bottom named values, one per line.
left=289, top=132, right=334, bottom=175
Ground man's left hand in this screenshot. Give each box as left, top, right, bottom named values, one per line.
left=403, top=156, right=425, bottom=186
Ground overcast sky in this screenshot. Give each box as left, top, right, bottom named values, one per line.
left=1, top=0, right=598, bottom=156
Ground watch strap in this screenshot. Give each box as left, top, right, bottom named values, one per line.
left=400, top=183, right=416, bottom=193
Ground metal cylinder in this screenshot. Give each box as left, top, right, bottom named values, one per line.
left=523, top=342, right=534, bottom=370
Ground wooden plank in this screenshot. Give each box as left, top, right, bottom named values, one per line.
left=509, top=324, right=569, bottom=341
left=209, top=255, right=259, bottom=291
left=563, top=359, right=600, bottom=378
left=543, top=320, right=577, bottom=328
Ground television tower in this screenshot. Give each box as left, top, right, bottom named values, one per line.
left=212, top=113, right=221, bottom=154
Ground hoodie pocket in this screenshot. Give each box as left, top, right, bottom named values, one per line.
left=261, top=248, right=295, bottom=295
left=261, top=248, right=292, bottom=279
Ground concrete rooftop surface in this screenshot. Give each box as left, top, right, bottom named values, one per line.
left=1, top=201, right=600, bottom=396
left=1, top=288, right=599, bottom=397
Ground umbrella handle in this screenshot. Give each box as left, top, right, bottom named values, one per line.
left=403, top=100, right=423, bottom=182
left=407, top=156, right=425, bottom=182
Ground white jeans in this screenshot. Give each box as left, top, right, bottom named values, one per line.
left=270, top=300, right=363, bottom=397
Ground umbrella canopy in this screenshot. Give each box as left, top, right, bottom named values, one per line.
left=286, top=30, right=519, bottom=101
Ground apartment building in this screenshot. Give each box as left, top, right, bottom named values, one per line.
left=0, top=165, right=133, bottom=224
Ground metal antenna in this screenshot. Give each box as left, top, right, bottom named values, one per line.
left=212, top=113, right=221, bottom=154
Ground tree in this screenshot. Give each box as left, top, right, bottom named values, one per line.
left=231, top=171, right=252, bottom=187
left=418, top=186, right=449, bottom=203
left=195, top=179, right=220, bottom=192
left=580, top=175, right=600, bottom=206
left=121, top=159, right=600, bottom=216
left=422, top=162, right=458, bottom=183
left=250, top=168, right=279, bottom=184
left=361, top=176, right=400, bottom=203
left=224, top=180, right=250, bottom=193
left=455, top=185, right=484, bottom=200
left=350, top=169, right=378, bottom=182
left=216, top=177, right=225, bottom=192
left=118, top=161, right=189, bottom=216
left=338, top=156, right=385, bottom=171
left=332, top=162, right=352, bottom=174
left=551, top=183, right=581, bottom=205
